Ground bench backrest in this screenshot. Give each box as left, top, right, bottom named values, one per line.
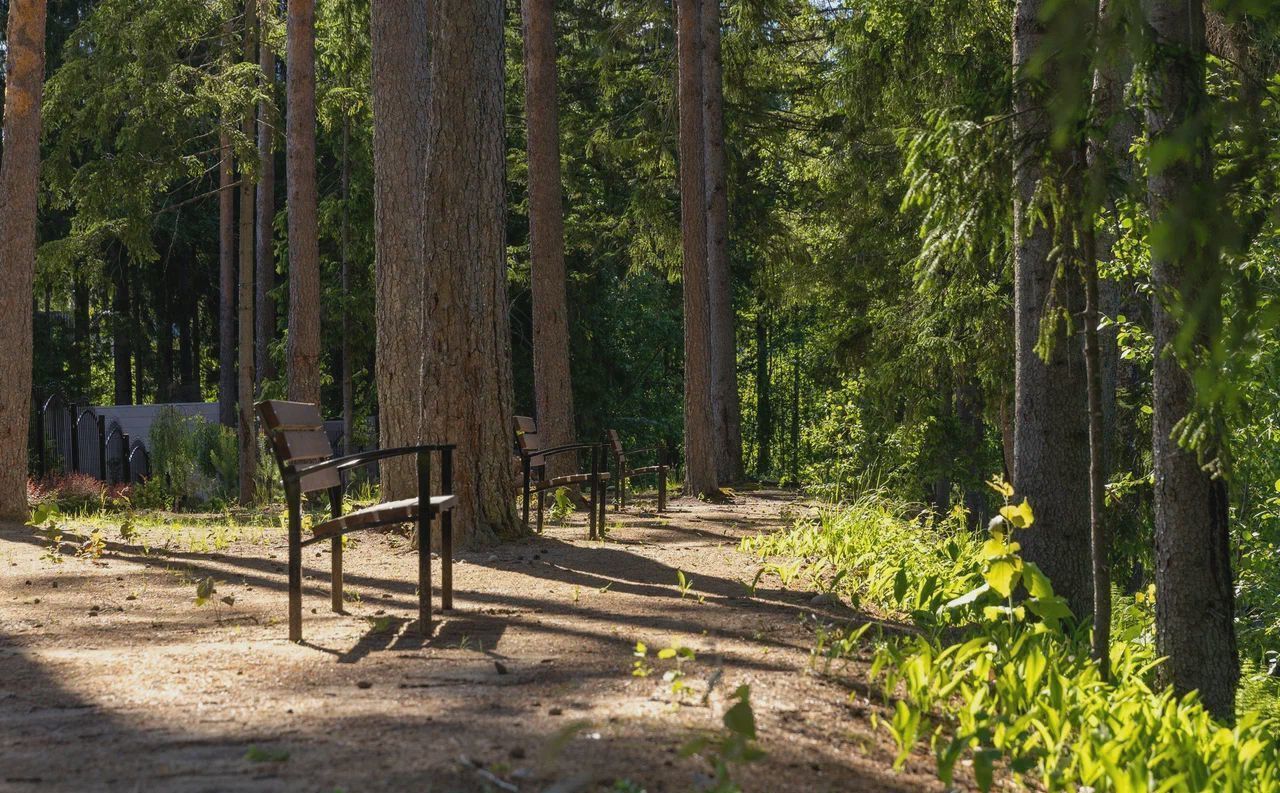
left=606, top=429, right=627, bottom=467
left=513, top=415, right=546, bottom=469
left=257, top=400, right=341, bottom=493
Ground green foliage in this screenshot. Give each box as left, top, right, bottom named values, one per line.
left=680, top=685, right=765, bottom=793
left=757, top=490, right=1280, bottom=791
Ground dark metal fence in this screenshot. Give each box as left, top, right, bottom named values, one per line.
left=32, top=394, right=151, bottom=484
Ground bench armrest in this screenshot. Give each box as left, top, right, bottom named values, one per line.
left=290, top=444, right=456, bottom=480
left=519, top=442, right=600, bottom=461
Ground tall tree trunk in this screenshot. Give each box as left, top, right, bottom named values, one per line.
left=1091, top=0, right=1138, bottom=479
left=255, top=0, right=278, bottom=388
left=285, top=0, right=321, bottom=406
left=72, top=272, right=90, bottom=395
left=371, top=0, right=428, bottom=500
left=522, top=0, right=577, bottom=482
left=701, top=0, right=741, bottom=484
left=790, top=339, right=799, bottom=484
left=675, top=0, right=718, bottom=496
left=238, top=0, right=258, bottom=505
left=0, top=0, right=47, bottom=520
left=420, top=0, right=520, bottom=544
left=340, top=113, right=353, bottom=456
left=1143, top=0, right=1238, bottom=721
left=218, top=124, right=236, bottom=425
left=112, top=250, right=133, bottom=406
left=1010, top=0, right=1093, bottom=620
left=754, top=310, right=771, bottom=476
left=956, top=376, right=987, bottom=530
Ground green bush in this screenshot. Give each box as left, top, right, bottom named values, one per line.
left=148, top=407, right=237, bottom=508
left=750, top=484, right=1280, bottom=791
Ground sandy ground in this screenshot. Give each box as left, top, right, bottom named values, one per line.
left=1, top=490, right=948, bottom=792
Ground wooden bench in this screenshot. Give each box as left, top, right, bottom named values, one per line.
left=514, top=415, right=609, bottom=539
left=257, top=400, right=457, bottom=642
left=606, top=430, right=668, bottom=513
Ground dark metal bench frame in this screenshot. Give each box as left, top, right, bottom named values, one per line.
left=514, top=416, right=609, bottom=539
left=605, top=430, right=668, bottom=513
left=258, top=400, right=457, bottom=642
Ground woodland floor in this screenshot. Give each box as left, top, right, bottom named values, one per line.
left=1, top=489, right=952, bottom=792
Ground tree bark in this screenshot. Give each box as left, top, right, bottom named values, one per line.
left=701, top=0, right=741, bottom=484
left=340, top=114, right=353, bottom=456
left=522, top=0, right=577, bottom=483
left=1143, top=0, right=1238, bottom=721
left=255, top=0, right=278, bottom=388
left=285, top=0, right=321, bottom=407
left=238, top=0, right=258, bottom=505
left=754, top=309, right=771, bottom=476
left=371, top=0, right=429, bottom=500
left=1010, top=0, right=1093, bottom=620
left=420, top=0, right=520, bottom=544
left=218, top=123, right=236, bottom=426
left=112, top=249, right=133, bottom=406
left=0, top=0, right=47, bottom=520
left=676, top=0, right=718, bottom=496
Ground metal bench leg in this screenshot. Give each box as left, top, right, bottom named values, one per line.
left=441, top=449, right=454, bottom=611
left=442, top=510, right=453, bottom=610
left=287, top=489, right=303, bottom=643
left=329, top=486, right=343, bottom=613
left=331, top=538, right=343, bottom=613
left=417, top=452, right=433, bottom=636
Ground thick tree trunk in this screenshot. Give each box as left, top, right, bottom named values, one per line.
left=1010, top=0, right=1093, bottom=620
left=522, top=0, right=577, bottom=483
left=371, top=0, right=429, bottom=500
left=285, top=0, right=321, bottom=407
left=420, top=0, right=520, bottom=544
left=754, top=310, right=771, bottom=476
left=218, top=124, right=236, bottom=426
left=0, top=0, right=47, bottom=520
left=255, top=0, right=278, bottom=388
left=675, top=0, right=718, bottom=496
left=1143, top=0, right=1238, bottom=721
left=701, top=0, right=741, bottom=484
left=238, top=0, right=258, bottom=505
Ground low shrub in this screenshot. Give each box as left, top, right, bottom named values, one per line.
left=26, top=473, right=131, bottom=513
left=751, top=480, right=1280, bottom=791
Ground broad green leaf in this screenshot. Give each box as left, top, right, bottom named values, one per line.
left=1021, top=562, right=1056, bottom=599
left=985, top=558, right=1021, bottom=598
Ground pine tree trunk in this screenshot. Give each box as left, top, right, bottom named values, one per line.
left=754, top=310, right=771, bottom=476
left=1010, top=0, right=1093, bottom=620
left=0, top=0, right=47, bottom=520
left=1090, top=0, right=1137, bottom=475
left=675, top=0, right=718, bottom=496
left=701, top=0, right=741, bottom=484
left=1143, top=0, right=1238, bottom=720
left=218, top=123, right=236, bottom=426
left=72, top=274, right=90, bottom=394
left=340, top=114, right=353, bottom=456
left=522, top=0, right=577, bottom=482
left=112, top=249, right=133, bottom=406
left=255, top=0, right=278, bottom=388
left=420, top=0, right=520, bottom=545
left=285, top=0, right=321, bottom=407
left=371, top=0, right=428, bottom=500
left=238, top=0, right=258, bottom=505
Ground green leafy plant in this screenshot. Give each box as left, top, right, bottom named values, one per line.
left=680, top=685, right=765, bottom=793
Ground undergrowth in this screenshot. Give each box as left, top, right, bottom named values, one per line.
left=748, top=480, right=1280, bottom=792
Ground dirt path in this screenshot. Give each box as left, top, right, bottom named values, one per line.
left=1, top=491, right=943, bottom=792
